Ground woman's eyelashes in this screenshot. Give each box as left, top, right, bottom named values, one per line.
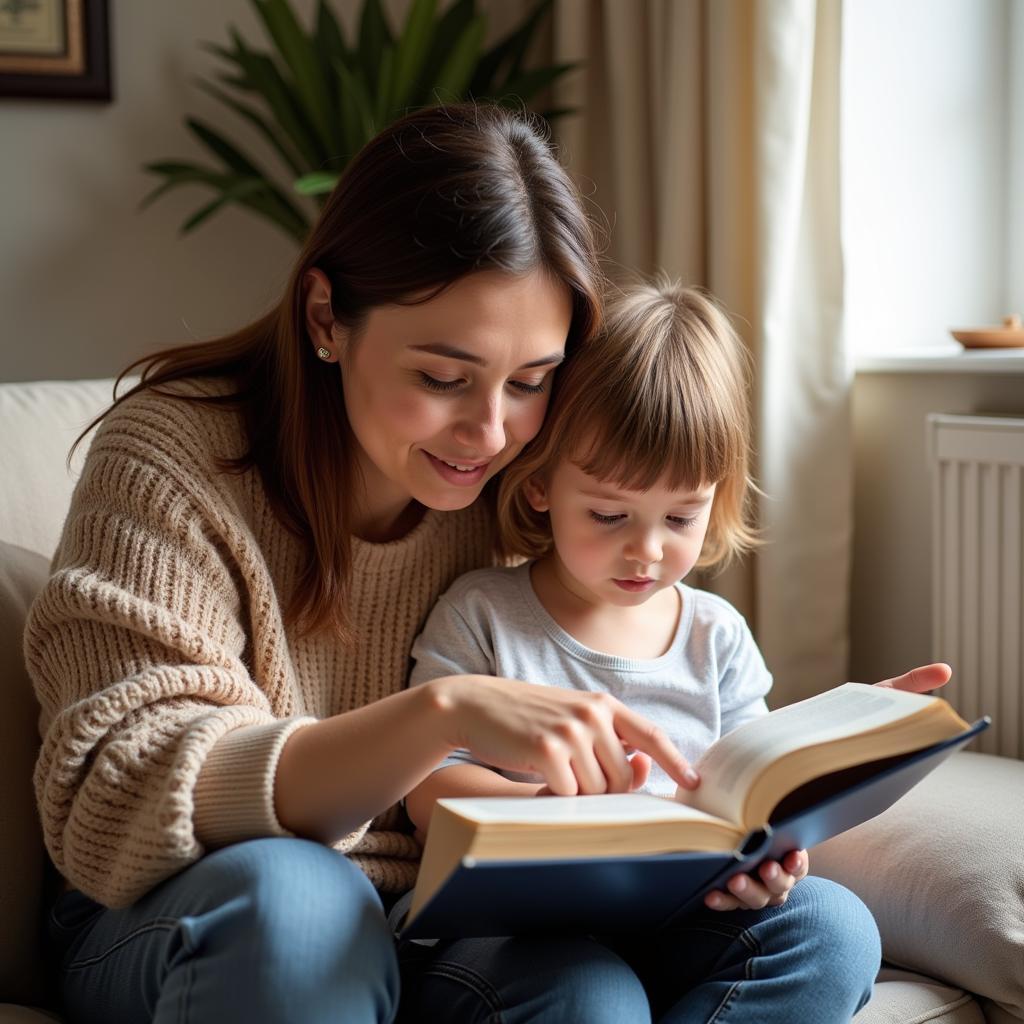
left=417, top=372, right=461, bottom=393
left=416, top=371, right=546, bottom=396
left=509, top=379, right=546, bottom=395
left=587, top=510, right=700, bottom=529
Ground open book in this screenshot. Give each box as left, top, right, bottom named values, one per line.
left=403, top=683, right=988, bottom=938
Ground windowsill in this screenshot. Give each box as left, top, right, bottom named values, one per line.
left=856, top=346, right=1024, bottom=374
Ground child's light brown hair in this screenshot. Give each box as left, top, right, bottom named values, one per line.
left=498, top=277, right=759, bottom=571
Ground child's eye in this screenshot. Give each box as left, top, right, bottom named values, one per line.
left=589, top=511, right=625, bottom=525
left=667, top=515, right=699, bottom=529
left=418, top=372, right=462, bottom=393
left=508, top=379, right=546, bottom=396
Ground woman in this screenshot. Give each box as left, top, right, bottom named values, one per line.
left=28, top=103, right=948, bottom=1023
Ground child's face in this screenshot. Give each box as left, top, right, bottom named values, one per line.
left=526, top=459, right=716, bottom=607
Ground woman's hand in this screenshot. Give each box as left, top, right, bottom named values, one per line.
left=427, top=675, right=700, bottom=796
left=873, top=662, right=951, bottom=692
left=535, top=750, right=653, bottom=796
left=704, top=850, right=809, bottom=912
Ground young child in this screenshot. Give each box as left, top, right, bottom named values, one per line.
left=399, top=279, right=882, bottom=1021
left=406, top=279, right=793, bottom=880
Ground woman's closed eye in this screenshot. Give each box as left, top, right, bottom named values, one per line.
left=508, top=379, right=546, bottom=395
left=417, top=371, right=546, bottom=396
left=418, top=372, right=463, bottom=393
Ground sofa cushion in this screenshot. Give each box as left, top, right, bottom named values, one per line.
left=0, top=379, right=118, bottom=556
left=814, top=751, right=1024, bottom=1022
left=855, top=968, right=984, bottom=1024
left=0, top=542, right=51, bottom=1006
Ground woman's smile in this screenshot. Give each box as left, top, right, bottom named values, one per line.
left=423, top=451, right=492, bottom=486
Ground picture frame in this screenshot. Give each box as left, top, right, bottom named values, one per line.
left=0, top=0, right=110, bottom=100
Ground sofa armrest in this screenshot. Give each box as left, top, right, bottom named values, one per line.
left=0, top=542, right=51, bottom=1007
left=812, top=751, right=1024, bottom=1022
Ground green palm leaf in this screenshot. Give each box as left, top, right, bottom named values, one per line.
left=432, top=15, right=486, bottom=101
left=226, top=27, right=325, bottom=167
left=144, top=0, right=581, bottom=244
left=252, top=0, right=336, bottom=156
left=357, top=0, right=393, bottom=87
left=187, top=117, right=267, bottom=178
left=389, top=0, right=437, bottom=115
left=314, top=0, right=348, bottom=67
left=139, top=163, right=217, bottom=211
left=413, top=0, right=474, bottom=100
left=144, top=163, right=309, bottom=242
left=183, top=117, right=313, bottom=229
left=497, top=63, right=578, bottom=105
left=470, top=0, right=552, bottom=95
left=333, top=56, right=376, bottom=158
left=182, top=182, right=263, bottom=234
left=194, top=77, right=306, bottom=178
left=374, top=45, right=396, bottom=125
left=294, top=171, right=340, bottom=196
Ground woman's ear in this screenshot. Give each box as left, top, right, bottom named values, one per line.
left=304, top=268, right=340, bottom=362
left=523, top=475, right=550, bottom=513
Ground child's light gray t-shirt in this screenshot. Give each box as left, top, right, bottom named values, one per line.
left=408, top=561, right=773, bottom=797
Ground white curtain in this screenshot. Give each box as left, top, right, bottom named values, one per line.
left=551, top=0, right=850, bottom=706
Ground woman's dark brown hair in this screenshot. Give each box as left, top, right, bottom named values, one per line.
left=76, top=103, right=604, bottom=641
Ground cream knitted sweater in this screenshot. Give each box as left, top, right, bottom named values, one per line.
left=24, top=380, right=495, bottom=908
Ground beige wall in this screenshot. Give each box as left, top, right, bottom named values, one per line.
left=0, top=1, right=330, bottom=383
left=0, top=1, right=533, bottom=385
left=850, top=371, right=1024, bottom=684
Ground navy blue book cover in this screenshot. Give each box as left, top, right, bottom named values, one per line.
left=401, top=718, right=989, bottom=939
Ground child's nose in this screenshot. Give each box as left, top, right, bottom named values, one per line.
left=627, top=530, right=662, bottom=564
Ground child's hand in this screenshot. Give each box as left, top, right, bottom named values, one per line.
left=872, top=662, right=951, bottom=692
left=703, top=850, right=809, bottom=912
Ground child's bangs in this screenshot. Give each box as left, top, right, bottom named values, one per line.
left=568, top=358, right=738, bottom=494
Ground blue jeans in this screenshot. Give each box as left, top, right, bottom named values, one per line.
left=49, top=838, right=399, bottom=1023
left=400, top=876, right=881, bottom=1023
left=49, top=838, right=880, bottom=1023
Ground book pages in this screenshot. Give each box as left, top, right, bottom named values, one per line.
left=442, top=792, right=725, bottom=827
left=679, top=683, right=936, bottom=824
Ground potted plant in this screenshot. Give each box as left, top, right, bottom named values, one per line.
left=143, top=0, right=576, bottom=243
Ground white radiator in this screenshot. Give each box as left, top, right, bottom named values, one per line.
left=928, top=413, right=1024, bottom=757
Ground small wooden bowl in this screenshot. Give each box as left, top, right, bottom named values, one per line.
left=951, top=314, right=1024, bottom=349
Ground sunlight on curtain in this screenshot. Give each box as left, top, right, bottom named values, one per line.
left=552, top=0, right=850, bottom=705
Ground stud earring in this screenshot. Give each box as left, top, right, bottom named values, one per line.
left=316, top=347, right=332, bottom=361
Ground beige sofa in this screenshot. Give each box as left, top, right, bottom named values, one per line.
left=1, top=379, right=1022, bottom=1023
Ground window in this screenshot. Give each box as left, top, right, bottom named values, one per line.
left=842, top=0, right=1023, bottom=356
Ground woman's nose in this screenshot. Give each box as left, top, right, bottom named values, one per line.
left=451, top=393, right=506, bottom=456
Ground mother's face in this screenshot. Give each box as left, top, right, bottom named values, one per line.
left=308, top=268, right=573, bottom=516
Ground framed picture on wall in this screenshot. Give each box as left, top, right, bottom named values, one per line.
left=0, top=0, right=111, bottom=100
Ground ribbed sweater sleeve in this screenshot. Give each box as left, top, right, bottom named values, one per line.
left=23, top=389, right=315, bottom=907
